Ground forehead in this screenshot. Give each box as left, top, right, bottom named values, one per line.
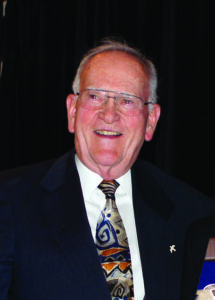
left=80, top=51, right=149, bottom=96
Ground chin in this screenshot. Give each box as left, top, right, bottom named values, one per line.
left=92, top=152, right=122, bottom=167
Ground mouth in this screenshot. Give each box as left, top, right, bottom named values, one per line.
left=94, top=130, right=122, bottom=137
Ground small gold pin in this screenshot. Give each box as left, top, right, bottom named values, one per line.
left=170, top=245, right=176, bottom=253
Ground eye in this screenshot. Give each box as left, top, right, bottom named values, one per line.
left=88, top=93, right=98, bottom=100
left=87, top=91, right=104, bottom=102
left=119, top=97, right=135, bottom=105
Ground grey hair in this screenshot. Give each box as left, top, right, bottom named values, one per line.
left=72, top=38, right=158, bottom=105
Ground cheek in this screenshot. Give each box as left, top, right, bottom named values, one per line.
left=74, top=107, right=91, bottom=130
left=74, top=109, right=96, bottom=144
left=130, top=118, right=148, bottom=147
left=128, top=116, right=147, bottom=137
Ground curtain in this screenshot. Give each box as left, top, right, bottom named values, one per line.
left=0, top=0, right=214, bottom=196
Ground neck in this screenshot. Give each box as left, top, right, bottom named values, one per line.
left=76, top=155, right=130, bottom=180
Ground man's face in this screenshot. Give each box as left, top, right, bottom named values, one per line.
left=67, top=51, right=160, bottom=179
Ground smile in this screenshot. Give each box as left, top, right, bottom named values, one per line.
left=94, top=130, right=122, bottom=136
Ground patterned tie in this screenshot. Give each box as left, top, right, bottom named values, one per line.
left=96, top=180, right=134, bottom=300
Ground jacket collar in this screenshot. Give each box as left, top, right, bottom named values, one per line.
left=131, top=159, right=174, bottom=221
left=40, top=150, right=111, bottom=299
left=131, top=160, right=181, bottom=299
left=40, top=150, right=76, bottom=192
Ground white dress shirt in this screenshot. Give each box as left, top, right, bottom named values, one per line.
left=75, top=155, right=145, bottom=300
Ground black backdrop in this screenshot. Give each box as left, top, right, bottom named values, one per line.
left=0, top=0, right=214, bottom=196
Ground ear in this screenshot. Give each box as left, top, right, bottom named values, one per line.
left=66, top=94, right=77, bottom=133
left=145, top=104, right=161, bottom=141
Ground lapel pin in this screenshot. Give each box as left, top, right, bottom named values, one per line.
left=170, top=245, right=176, bottom=253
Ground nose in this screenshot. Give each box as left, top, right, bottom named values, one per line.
left=98, top=97, right=120, bottom=123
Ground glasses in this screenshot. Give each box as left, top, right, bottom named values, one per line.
left=76, top=89, right=154, bottom=116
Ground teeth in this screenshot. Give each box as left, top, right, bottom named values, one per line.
left=95, top=130, right=121, bottom=136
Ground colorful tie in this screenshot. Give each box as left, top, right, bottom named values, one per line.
left=96, top=180, right=134, bottom=300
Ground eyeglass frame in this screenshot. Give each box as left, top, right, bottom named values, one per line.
left=75, top=88, right=155, bottom=114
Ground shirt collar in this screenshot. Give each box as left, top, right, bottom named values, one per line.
left=75, top=155, right=132, bottom=198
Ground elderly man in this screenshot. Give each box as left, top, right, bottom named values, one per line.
left=0, top=38, right=214, bottom=300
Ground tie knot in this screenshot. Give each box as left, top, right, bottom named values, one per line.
left=98, top=180, right=119, bottom=200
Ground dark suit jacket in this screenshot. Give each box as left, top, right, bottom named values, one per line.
left=0, top=151, right=215, bottom=300
left=180, top=214, right=215, bottom=300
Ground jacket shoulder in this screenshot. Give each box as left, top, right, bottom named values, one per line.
left=0, top=159, right=56, bottom=190
left=0, top=151, right=74, bottom=195
left=133, top=160, right=215, bottom=217
left=135, top=160, right=209, bottom=197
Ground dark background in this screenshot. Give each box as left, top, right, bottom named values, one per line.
left=0, top=0, right=214, bottom=197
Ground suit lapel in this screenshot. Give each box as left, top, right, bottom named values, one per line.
left=40, top=151, right=110, bottom=299
left=131, top=161, right=183, bottom=299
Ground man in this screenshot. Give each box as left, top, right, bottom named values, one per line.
left=0, top=38, right=214, bottom=300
